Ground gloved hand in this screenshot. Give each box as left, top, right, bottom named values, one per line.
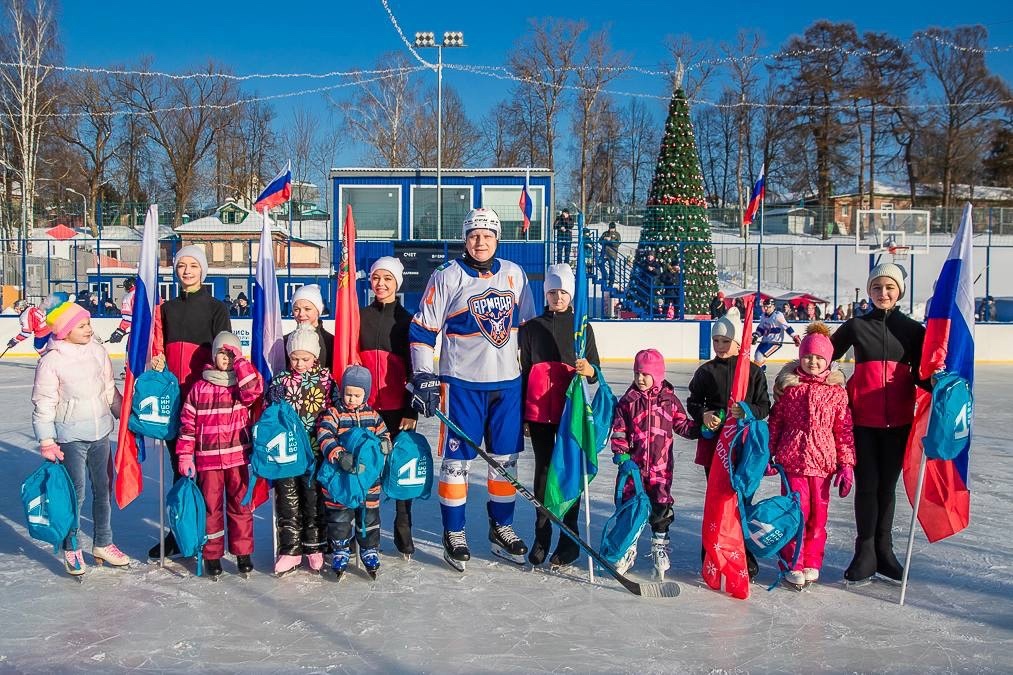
left=221, top=343, right=243, bottom=360
left=178, top=455, right=196, bottom=478
left=764, top=463, right=778, bottom=476
left=619, top=459, right=640, bottom=476
left=380, top=439, right=392, bottom=456
left=792, top=334, right=802, bottom=347
left=337, top=451, right=358, bottom=473
left=6, top=338, right=17, bottom=349
left=40, top=441, right=64, bottom=462
left=833, top=465, right=854, bottom=498
left=409, top=372, right=441, bottom=418
left=107, top=328, right=126, bottom=344
left=613, top=452, right=631, bottom=465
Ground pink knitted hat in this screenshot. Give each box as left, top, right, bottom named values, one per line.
left=45, top=301, right=90, bottom=340
left=633, top=348, right=666, bottom=385
left=799, top=322, right=834, bottom=366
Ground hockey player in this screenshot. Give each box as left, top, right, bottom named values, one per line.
left=409, top=208, right=537, bottom=571
left=6, top=299, right=51, bottom=355
left=752, top=297, right=801, bottom=370
left=106, top=278, right=135, bottom=344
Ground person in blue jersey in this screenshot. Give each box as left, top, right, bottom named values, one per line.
left=408, top=208, right=537, bottom=571
left=752, top=297, right=801, bottom=371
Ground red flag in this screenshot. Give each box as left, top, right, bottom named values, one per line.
left=333, top=204, right=361, bottom=376
left=701, top=298, right=754, bottom=599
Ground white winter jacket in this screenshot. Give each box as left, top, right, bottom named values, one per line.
left=32, top=338, right=120, bottom=444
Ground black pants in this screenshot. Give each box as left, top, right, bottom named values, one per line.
left=379, top=409, right=415, bottom=554
left=326, top=504, right=380, bottom=550
left=556, top=235, right=572, bottom=264
left=648, top=500, right=674, bottom=535
left=274, top=466, right=326, bottom=556
left=529, top=422, right=580, bottom=555
left=852, top=425, right=909, bottom=550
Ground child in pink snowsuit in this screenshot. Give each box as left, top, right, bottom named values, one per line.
left=768, top=323, right=855, bottom=588
left=611, top=348, right=699, bottom=577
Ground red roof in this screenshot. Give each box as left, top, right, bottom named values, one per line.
left=46, top=224, right=79, bottom=240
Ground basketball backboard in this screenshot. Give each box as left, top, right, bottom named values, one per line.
left=855, top=209, right=931, bottom=260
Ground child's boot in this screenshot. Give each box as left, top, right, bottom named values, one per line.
left=63, top=550, right=86, bottom=577
left=783, top=569, right=807, bottom=591
left=331, top=540, right=351, bottom=580
left=650, top=534, right=671, bottom=580
left=205, top=558, right=223, bottom=580
left=360, top=547, right=380, bottom=579
left=274, top=554, right=301, bottom=577
left=92, top=544, right=130, bottom=568
left=307, top=552, right=324, bottom=572
left=803, top=567, right=820, bottom=585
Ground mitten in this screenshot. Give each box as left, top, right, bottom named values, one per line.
left=221, top=343, right=243, bottom=359
left=612, top=452, right=631, bottom=466
left=337, top=451, right=357, bottom=473
left=833, top=465, right=854, bottom=498
left=178, top=455, right=196, bottom=478
left=40, top=441, right=64, bottom=462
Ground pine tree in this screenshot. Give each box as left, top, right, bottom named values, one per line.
left=632, top=87, right=718, bottom=316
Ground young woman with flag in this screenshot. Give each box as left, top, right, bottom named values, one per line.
left=148, top=245, right=232, bottom=559
left=830, top=263, right=928, bottom=584
left=519, top=263, right=600, bottom=568
left=357, top=256, right=418, bottom=559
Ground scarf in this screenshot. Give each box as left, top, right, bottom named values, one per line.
left=203, top=367, right=237, bottom=387
left=462, top=252, right=495, bottom=274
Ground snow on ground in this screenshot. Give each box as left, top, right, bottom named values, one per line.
left=0, top=358, right=1010, bottom=673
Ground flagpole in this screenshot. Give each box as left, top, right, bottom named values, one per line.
left=158, top=439, right=165, bottom=567
left=262, top=204, right=280, bottom=562
left=757, top=165, right=765, bottom=299
left=899, top=452, right=928, bottom=606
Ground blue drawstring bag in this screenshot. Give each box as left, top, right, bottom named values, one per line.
left=243, top=401, right=315, bottom=505
left=736, top=464, right=804, bottom=590
left=128, top=369, right=181, bottom=441
left=599, top=464, right=651, bottom=567
left=727, top=401, right=771, bottom=501
left=590, top=365, right=618, bottom=450
left=316, top=427, right=385, bottom=510
left=924, top=371, right=973, bottom=461
left=166, top=476, right=208, bottom=576
left=383, top=430, right=433, bottom=501
left=21, top=462, right=79, bottom=553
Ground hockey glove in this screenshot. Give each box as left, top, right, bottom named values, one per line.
left=751, top=333, right=760, bottom=346
left=178, top=455, right=196, bottom=478
left=6, top=338, right=17, bottom=349
left=409, top=372, right=441, bottom=418
left=337, top=451, right=358, bottom=473
left=107, top=328, right=127, bottom=344
left=40, top=441, right=64, bottom=462
left=833, top=465, right=854, bottom=498
left=792, top=333, right=802, bottom=347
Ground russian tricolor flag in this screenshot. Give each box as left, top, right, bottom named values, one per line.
left=254, top=162, right=292, bottom=212
left=114, top=205, right=160, bottom=508
left=742, top=165, right=765, bottom=227
left=903, top=203, right=974, bottom=542
left=518, top=183, right=532, bottom=233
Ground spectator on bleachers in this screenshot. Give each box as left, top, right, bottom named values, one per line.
left=709, top=292, right=727, bottom=319
left=853, top=298, right=871, bottom=317
left=232, top=292, right=251, bottom=318
left=832, top=305, right=846, bottom=321
left=977, top=296, right=997, bottom=322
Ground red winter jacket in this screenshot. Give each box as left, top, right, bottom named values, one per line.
left=152, top=288, right=232, bottom=399
left=611, top=381, right=698, bottom=504
left=768, top=367, right=855, bottom=478
left=177, top=357, right=263, bottom=471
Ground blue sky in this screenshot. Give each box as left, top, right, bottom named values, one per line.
left=59, top=0, right=1012, bottom=167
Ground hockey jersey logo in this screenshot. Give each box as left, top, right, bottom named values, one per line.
left=468, top=289, right=515, bottom=348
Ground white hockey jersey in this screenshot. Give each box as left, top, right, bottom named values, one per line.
left=755, top=310, right=795, bottom=344
left=410, top=258, right=536, bottom=389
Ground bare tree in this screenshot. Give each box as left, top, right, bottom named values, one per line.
left=0, top=0, right=58, bottom=239
left=407, top=85, right=482, bottom=167
left=722, top=30, right=763, bottom=235
left=483, top=84, right=547, bottom=167
left=284, top=106, right=317, bottom=209
left=664, top=34, right=715, bottom=101
left=621, top=96, right=659, bottom=205
left=312, top=113, right=343, bottom=215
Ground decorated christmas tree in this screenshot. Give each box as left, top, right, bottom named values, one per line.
left=631, top=86, right=718, bottom=316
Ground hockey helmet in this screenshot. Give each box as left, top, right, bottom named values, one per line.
left=462, top=208, right=502, bottom=240
left=12, top=299, right=30, bottom=313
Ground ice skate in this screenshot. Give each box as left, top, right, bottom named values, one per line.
left=650, top=535, right=671, bottom=581
left=205, top=558, right=223, bottom=581
left=615, top=543, right=637, bottom=575
left=844, top=538, right=876, bottom=584
left=274, top=554, right=301, bottom=577
left=549, top=542, right=580, bottom=570
left=360, top=547, right=380, bottom=579
left=92, top=544, right=130, bottom=568
left=782, top=570, right=807, bottom=591
left=528, top=540, right=549, bottom=566
left=307, top=553, right=324, bottom=573
left=63, top=550, right=86, bottom=579
left=804, top=568, right=820, bottom=586
left=489, top=520, right=527, bottom=565
left=236, top=554, right=253, bottom=579
left=331, top=543, right=351, bottom=581
left=876, top=547, right=904, bottom=583
left=443, top=530, right=470, bottom=572
left=148, top=532, right=182, bottom=561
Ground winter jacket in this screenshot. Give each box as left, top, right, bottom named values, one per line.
left=316, top=401, right=390, bottom=508
left=265, top=365, right=335, bottom=454
left=284, top=323, right=335, bottom=374
left=686, top=356, right=770, bottom=467
left=177, top=357, right=264, bottom=471
left=32, top=338, right=121, bottom=444
left=831, top=307, right=928, bottom=428
left=611, top=381, right=699, bottom=504
left=358, top=300, right=416, bottom=417
left=768, top=367, right=855, bottom=478
left=519, top=307, right=600, bottom=425
left=152, top=288, right=232, bottom=398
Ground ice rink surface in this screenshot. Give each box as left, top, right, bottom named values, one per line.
left=0, top=358, right=1009, bottom=673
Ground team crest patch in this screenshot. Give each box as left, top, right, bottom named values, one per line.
left=468, top=289, right=516, bottom=348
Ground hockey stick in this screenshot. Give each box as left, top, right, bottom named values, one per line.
left=0, top=345, right=11, bottom=359
left=427, top=402, right=680, bottom=598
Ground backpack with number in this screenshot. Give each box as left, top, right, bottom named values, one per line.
left=21, top=462, right=79, bottom=553
left=383, top=430, right=433, bottom=501
left=924, top=371, right=973, bottom=461
left=316, top=427, right=385, bottom=509
left=242, top=401, right=314, bottom=505
left=166, top=476, right=208, bottom=576
left=737, top=463, right=804, bottom=590
left=128, top=369, right=181, bottom=441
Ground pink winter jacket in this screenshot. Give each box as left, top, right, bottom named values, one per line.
left=32, top=337, right=121, bottom=444
left=611, top=381, right=699, bottom=504
left=177, top=357, right=263, bottom=471
left=768, top=367, right=855, bottom=478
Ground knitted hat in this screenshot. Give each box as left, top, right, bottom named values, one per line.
left=544, top=263, right=575, bottom=300
left=286, top=324, right=320, bottom=358
left=867, top=262, right=906, bottom=300
left=341, top=364, right=372, bottom=401
left=369, top=256, right=404, bottom=290
left=291, top=284, right=324, bottom=315
left=799, top=322, right=834, bottom=366
left=711, top=307, right=743, bottom=345
left=212, top=331, right=242, bottom=355
left=173, top=245, right=208, bottom=282
left=46, top=301, right=90, bottom=340
left=633, top=348, right=666, bottom=385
